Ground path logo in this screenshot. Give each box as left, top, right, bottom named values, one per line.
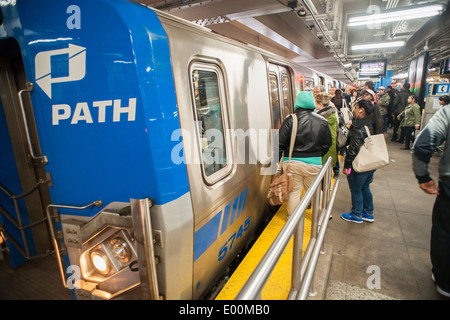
left=35, top=44, right=86, bottom=99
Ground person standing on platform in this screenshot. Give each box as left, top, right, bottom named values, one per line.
left=377, top=86, right=390, bottom=137
left=392, top=82, right=413, bottom=142
left=278, top=91, right=332, bottom=219
left=412, top=94, right=450, bottom=298
left=340, top=99, right=382, bottom=224
left=397, top=95, right=421, bottom=150
left=314, top=92, right=338, bottom=169
left=331, top=89, right=344, bottom=111
left=386, top=85, right=396, bottom=129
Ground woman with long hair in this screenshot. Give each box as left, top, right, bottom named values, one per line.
left=332, top=89, right=343, bottom=110
left=397, top=94, right=421, bottom=150
left=340, top=99, right=382, bottom=224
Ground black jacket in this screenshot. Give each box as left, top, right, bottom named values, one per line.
left=392, top=88, right=412, bottom=115
left=343, top=115, right=375, bottom=169
left=278, top=108, right=332, bottom=161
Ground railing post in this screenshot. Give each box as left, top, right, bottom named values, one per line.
left=289, top=213, right=305, bottom=299
left=236, top=157, right=336, bottom=300
left=308, top=187, right=322, bottom=297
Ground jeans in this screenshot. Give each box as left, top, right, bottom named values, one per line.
left=347, top=169, right=375, bottom=218
left=381, top=114, right=388, bottom=133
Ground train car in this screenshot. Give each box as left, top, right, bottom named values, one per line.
left=0, top=0, right=340, bottom=300
left=311, top=69, right=335, bottom=93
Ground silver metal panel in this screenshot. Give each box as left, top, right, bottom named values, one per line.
left=149, top=192, right=194, bottom=299
left=159, top=14, right=273, bottom=298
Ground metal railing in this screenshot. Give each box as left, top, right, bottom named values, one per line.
left=0, top=180, right=50, bottom=260
left=235, top=157, right=339, bottom=300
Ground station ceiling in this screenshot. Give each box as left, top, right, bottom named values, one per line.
left=135, top=0, right=450, bottom=84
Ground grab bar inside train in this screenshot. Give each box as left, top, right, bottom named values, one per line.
left=235, top=156, right=339, bottom=300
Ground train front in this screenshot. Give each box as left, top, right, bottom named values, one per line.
left=0, top=0, right=193, bottom=299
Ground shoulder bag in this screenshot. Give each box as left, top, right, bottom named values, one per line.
left=340, top=98, right=352, bottom=125
left=267, top=113, right=297, bottom=206
left=352, top=125, right=389, bottom=172
left=336, top=123, right=348, bottom=149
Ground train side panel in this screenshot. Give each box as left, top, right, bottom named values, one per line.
left=159, top=15, right=274, bottom=298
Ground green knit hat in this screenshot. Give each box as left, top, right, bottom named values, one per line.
left=294, top=91, right=316, bottom=110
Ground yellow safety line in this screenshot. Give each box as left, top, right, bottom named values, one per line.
left=216, top=177, right=336, bottom=300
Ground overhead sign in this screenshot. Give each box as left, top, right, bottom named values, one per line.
left=436, top=84, right=449, bottom=95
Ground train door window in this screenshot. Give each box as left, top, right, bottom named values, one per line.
left=281, top=75, right=292, bottom=117
left=319, top=76, right=325, bottom=86
left=190, top=63, right=232, bottom=184
left=304, top=78, right=315, bottom=91
left=269, top=73, right=282, bottom=129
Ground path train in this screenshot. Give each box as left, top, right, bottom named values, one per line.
left=0, top=0, right=347, bottom=299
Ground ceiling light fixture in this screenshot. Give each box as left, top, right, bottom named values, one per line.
left=348, top=4, right=444, bottom=27
left=351, top=41, right=406, bottom=51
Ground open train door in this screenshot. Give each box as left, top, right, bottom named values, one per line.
left=0, top=39, right=52, bottom=267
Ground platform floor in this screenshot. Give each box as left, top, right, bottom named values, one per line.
left=325, top=128, right=446, bottom=300
left=0, top=127, right=446, bottom=300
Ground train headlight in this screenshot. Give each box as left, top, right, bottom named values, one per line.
left=111, top=237, right=131, bottom=263
left=78, top=228, right=137, bottom=283
left=90, top=250, right=111, bottom=275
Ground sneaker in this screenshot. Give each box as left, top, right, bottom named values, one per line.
left=340, top=212, right=363, bottom=224
left=361, top=212, right=374, bottom=223
left=432, top=273, right=450, bottom=298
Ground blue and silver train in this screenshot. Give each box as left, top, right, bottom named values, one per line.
left=0, top=0, right=343, bottom=299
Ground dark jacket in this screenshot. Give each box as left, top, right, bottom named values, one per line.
left=413, top=104, right=450, bottom=195
left=343, top=116, right=375, bottom=169
left=387, top=90, right=396, bottom=114
left=392, top=88, right=413, bottom=115
left=278, top=108, right=332, bottom=161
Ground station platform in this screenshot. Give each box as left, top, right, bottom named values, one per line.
left=325, top=133, right=445, bottom=300
left=0, top=127, right=446, bottom=300
left=215, top=202, right=311, bottom=300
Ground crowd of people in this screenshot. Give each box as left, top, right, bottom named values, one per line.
left=276, top=81, right=450, bottom=298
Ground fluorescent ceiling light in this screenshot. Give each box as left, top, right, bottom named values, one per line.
left=348, top=4, right=444, bottom=26
left=351, top=41, right=405, bottom=50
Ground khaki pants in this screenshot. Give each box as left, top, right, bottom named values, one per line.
left=283, top=161, right=322, bottom=217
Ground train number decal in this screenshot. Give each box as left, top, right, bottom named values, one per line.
left=218, top=216, right=250, bottom=261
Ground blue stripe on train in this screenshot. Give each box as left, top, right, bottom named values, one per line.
left=194, top=187, right=248, bottom=261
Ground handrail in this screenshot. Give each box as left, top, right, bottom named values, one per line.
left=235, top=156, right=337, bottom=300
left=298, top=178, right=339, bottom=299
left=17, top=82, right=48, bottom=164
left=46, top=200, right=103, bottom=288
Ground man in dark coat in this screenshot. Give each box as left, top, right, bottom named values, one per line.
left=391, top=82, right=413, bottom=142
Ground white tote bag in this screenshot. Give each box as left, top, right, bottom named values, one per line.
left=340, top=99, right=352, bottom=125
left=352, top=126, right=389, bottom=172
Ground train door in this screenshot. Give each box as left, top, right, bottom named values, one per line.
left=318, top=75, right=325, bottom=87
left=0, top=40, right=52, bottom=267
left=268, top=64, right=293, bottom=129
